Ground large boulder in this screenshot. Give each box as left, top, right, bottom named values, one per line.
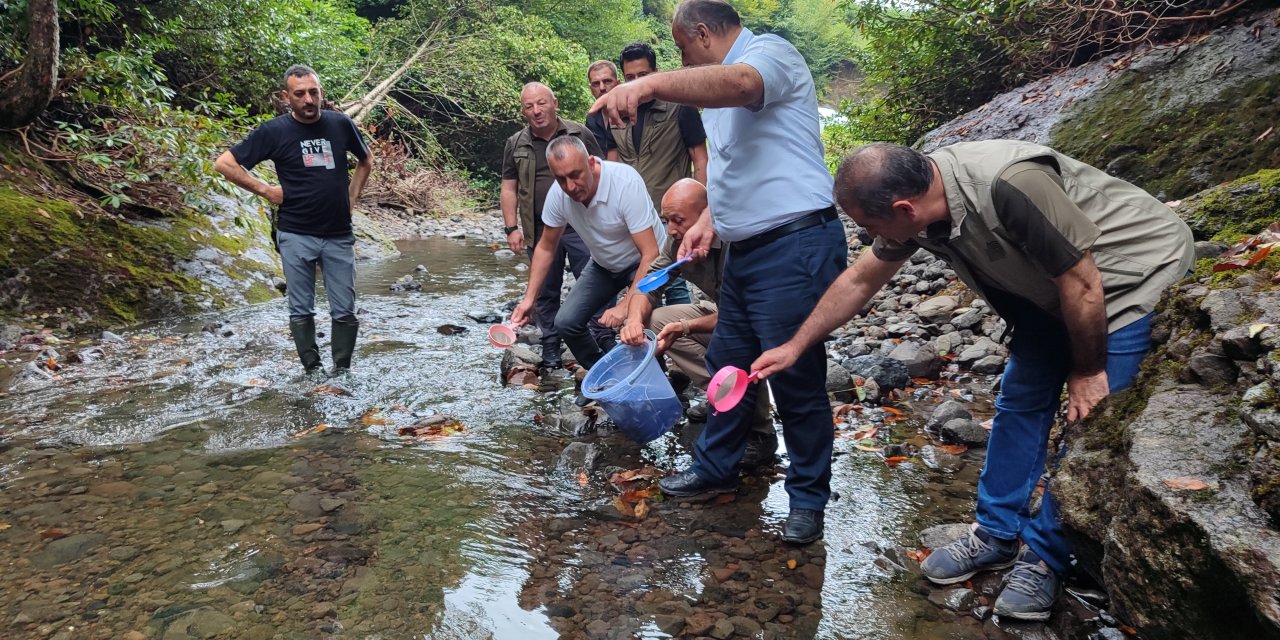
left=1054, top=207, right=1280, bottom=638
left=842, top=355, right=910, bottom=392
left=919, top=11, right=1280, bottom=201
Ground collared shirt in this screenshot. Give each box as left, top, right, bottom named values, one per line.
left=542, top=161, right=664, bottom=272
left=702, top=28, right=834, bottom=242
left=644, top=235, right=725, bottom=308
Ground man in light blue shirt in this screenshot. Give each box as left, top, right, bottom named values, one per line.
left=591, top=0, right=847, bottom=545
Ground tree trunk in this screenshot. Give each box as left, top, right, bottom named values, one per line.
left=342, top=29, right=437, bottom=125
left=0, top=0, right=59, bottom=129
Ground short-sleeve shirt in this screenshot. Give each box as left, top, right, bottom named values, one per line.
left=501, top=122, right=604, bottom=238
left=230, top=111, right=369, bottom=237
left=542, top=161, right=664, bottom=272
left=702, top=29, right=834, bottom=242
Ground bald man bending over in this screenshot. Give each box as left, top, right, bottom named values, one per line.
left=621, top=179, right=777, bottom=467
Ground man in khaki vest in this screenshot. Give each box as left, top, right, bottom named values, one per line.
left=753, top=140, right=1193, bottom=620
left=501, top=82, right=611, bottom=371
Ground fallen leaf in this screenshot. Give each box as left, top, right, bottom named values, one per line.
left=852, top=426, right=879, bottom=440
left=37, top=208, right=51, bottom=219
left=832, top=403, right=857, bottom=417
left=882, top=406, right=905, bottom=416
left=45, top=355, right=58, bottom=371
left=634, top=498, right=650, bottom=519
left=313, top=385, right=351, bottom=396
left=854, top=443, right=882, bottom=452
left=1163, top=477, right=1211, bottom=491
left=0, top=522, right=11, bottom=531
left=1118, top=625, right=1138, bottom=636
left=1250, top=323, right=1273, bottom=338
left=398, top=419, right=465, bottom=438
left=883, top=456, right=909, bottom=467
left=713, top=493, right=737, bottom=504
left=247, top=377, right=269, bottom=387
left=40, top=527, right=70, bottom=539
left=360, top=409, right=390, bottom=426
left=577, top=471, right=589, bottom=486
left=612, top=495, right=635, bottom=517
left=786, top=559, right=797, bottom=569
left=293, top=424, right=331, bottom=438
left=938, top=444, right=968, bottom=455
left=905, top=547, right=931, bottom=562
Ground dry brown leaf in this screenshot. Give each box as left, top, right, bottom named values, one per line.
left=293, top=423, right=331, bottom=438
left=786, top=559, right=797, bottom=569
left=612, top=496, right=635, bottom=517
left=634, top=498, right=650, bottom=519
left=883, top=456, right=909, bottom=467
left=360, top=409, right=390, bottom=426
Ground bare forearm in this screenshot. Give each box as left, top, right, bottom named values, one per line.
left=648, top=65, right=763, bottom=109
left=215, top=152, right=271, bottom=198
left=686, top=311, right=717, bottom=334
left=500, top=181, right=518, bottom=228
left=1055, top=253, right=1108, bottom=374
left=349, top=158, right=372, bottom=205
left=627, top=294, right=654, bottom=327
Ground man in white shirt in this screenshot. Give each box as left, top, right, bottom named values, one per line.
left=510, top=136, right=663, bottom=372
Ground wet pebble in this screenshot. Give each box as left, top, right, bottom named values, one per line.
left=436, top=324, right=467, bottom=335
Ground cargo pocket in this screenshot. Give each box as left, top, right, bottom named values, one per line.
left=1092, top=249, right=1154, bottom=287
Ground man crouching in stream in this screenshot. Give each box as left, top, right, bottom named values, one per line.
left=214, top=64, right=372, bottom=376
left=752, top=141, right=1192, bottom=620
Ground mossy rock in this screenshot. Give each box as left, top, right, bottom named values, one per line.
left=1171, top=168, right=1280, bottom=242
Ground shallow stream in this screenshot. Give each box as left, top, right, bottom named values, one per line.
left=0, top=238, right=1048, bottom=640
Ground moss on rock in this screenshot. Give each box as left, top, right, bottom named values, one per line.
left=1172, top=168, right=1280, bottom=241
left=1052, top=71, right=1280, bottom=200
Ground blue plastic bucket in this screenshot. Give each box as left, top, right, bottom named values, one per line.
left=581, top=333, right=683, bottom=443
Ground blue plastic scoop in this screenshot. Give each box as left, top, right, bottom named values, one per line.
left=636, top=256, right=692, bottom=294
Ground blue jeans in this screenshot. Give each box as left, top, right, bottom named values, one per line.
left=690, top=217, right=847, bottom=510
left=977, top=312, right=1153, bottom=574
left=277, top=230, right=356, bottom=322
left=555, top=260, right=636, bottom=369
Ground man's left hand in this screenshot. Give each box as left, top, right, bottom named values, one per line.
left=600, top=304, right=629, bottom=329
left=1066, top=370, right=1109, bottom=423
left=620, top=320, right=646, bottom=346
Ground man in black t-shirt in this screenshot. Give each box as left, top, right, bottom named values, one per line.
left=214, top=64, right=373, bottom=376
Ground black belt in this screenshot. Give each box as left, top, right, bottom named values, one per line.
left=730, top=207, right=837, bottom=253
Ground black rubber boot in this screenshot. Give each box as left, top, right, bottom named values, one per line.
left=330, top=318, right=359, bottom=374
left=289, top=317, right=323, bottom=373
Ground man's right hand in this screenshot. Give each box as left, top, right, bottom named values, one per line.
left=507, top=229, right=525, bottom=254
left=510, top=298, right=535, bottom=328
left=678, top=214, right=714, bottom=261
left=265, top=185, right=284, bottom=206
left=751, top=342, right=802, bottom=380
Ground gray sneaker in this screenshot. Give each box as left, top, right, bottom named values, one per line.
left=920, top=524, right=1018, bottom=585
left=993, top=548, right=1060, bottom=621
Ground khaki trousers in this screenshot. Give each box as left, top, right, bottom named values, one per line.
left=649, top=302, right=774, bottom=437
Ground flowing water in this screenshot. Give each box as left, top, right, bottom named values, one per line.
left=0, top=238, right=1050, bottom=640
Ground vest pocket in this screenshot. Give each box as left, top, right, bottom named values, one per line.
left=1093, top=249, right=1154, bottom=282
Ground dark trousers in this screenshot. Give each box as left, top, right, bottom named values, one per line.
left=530, top=227, right=610, bottom=364
left=555, top=260, right=637, bottom=369
left=690, top=217, right=847, bottom=510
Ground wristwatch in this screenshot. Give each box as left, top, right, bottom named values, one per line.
left=503, top=225, right=520, bottom=235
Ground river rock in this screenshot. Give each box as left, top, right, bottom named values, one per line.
left=162, top=607, right=235, bottom=640
left=919, top=445, right=965, bottom=472
left=826, top=360, right=854, bottom=402
left=957, top=337, right=1001, bottom=366
left=971, top=355, right=1006, bottom=375
left=32, top=533, right=107, bottom=569
left=919, top=523, right=972, bottom=549
left=1185, top=352, right=1238, bottom=386
left=928, top=587, right=977, bottom=612
left=951, top=307, right=985, bottom=330
left=916, top=296, right=959, bottom=324
left=557, top=442, right=599, bottom=474
left=926, top=400, right=972, bottom=434
left=941, top=418, right=989, bottom=447
left=888, top=339, right=941, bottom=379
left=500, top=346, right=542, bottom=383
left=935, top=331, right=965, bottom=355
left=842, top=355, right=910, bottom=391
left=1220, top=325, right=1262, bottom=361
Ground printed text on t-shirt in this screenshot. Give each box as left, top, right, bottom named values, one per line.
left=301, top=139, right=335, bottom=170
